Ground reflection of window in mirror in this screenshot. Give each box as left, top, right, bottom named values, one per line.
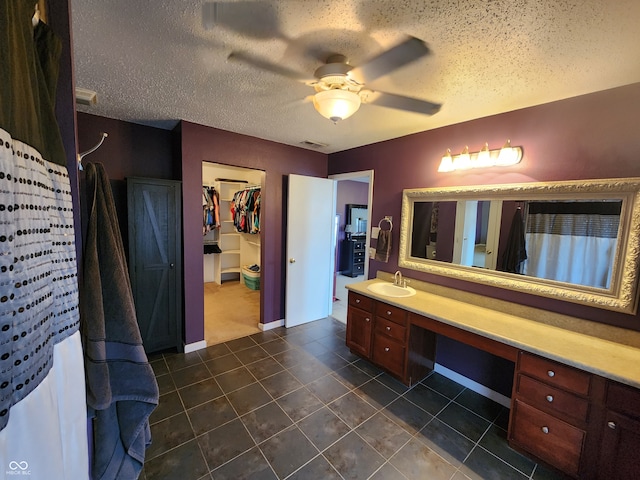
left=345, top=204, right=367, bottom=237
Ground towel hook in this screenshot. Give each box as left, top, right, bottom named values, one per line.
left=378, top=216, right=393, bottom=231
left=78, top=132, right=108, bottom=170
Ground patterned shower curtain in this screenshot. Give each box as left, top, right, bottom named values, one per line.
left=0, top=1, right=88, bottom=478
left=522, top=201, right=621, bottom=289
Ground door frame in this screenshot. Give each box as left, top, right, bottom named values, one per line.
left=329, top=169, right=375, bottom=283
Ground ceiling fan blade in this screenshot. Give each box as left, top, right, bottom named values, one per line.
left=227, top=51, right=312, bottom=83
left=349, top=36, right=431, bottom=84
left=366, top=91, right=441, bottom=116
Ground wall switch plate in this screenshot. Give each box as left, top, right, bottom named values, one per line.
left=369, top=247, right=376, bottom=258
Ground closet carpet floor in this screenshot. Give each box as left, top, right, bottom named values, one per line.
left=143, top=317, right=565, bottom=480
left=204, top=280, right=261, bottom=345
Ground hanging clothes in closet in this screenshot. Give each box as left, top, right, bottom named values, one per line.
left=202, top=186, right=220, bottom=234
left=230, top=186, right=261, bottom=234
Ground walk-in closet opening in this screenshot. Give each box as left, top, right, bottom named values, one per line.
left=203, top=162, right=264, bottom=345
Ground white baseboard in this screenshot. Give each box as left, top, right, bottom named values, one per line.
left=184, top=340, right=207, bottom=353
left=260, top=319, right=284, bottom=331
left=434, top=363, right=511, bottom=409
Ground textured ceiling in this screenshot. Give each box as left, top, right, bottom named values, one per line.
left=71, top=1, right=640, bottom=154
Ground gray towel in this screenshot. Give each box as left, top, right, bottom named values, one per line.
left=81, top=162, right=158, bottom=480
left=375, top=230, right=392, bottom=262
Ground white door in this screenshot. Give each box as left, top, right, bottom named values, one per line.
left=285, top=174, right=335, bottom=327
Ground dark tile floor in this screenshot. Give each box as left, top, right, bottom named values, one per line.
left=142, top=317, right=565, bottom=480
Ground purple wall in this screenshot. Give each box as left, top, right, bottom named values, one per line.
left=178, top=121, right=327, bottom=344
left=76, top=113, right=177, bottom=257
left=329, top=82, right=640, bottom=332
left=77, top=113, right=176, bottom=180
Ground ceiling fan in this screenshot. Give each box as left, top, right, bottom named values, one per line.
left=227, top=36, right=442, bottom=122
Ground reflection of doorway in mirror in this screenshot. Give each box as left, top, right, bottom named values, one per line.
left=453, top=200, right=502, bottom=269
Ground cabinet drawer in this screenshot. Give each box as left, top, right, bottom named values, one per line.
left=510, top=400, right=585, bottom=477
left=606, top=381, right=640, bottom=419
left=374, top=302, right=407, bottom=326
left=354, top=250, right=365, bottom=258
left=354, top=241, right=365, bottom=250
left=516, top=374, right=589, bottom=424
left=372, top=334, right=405, bottom=377
left=375, top=316, right=407, bottom=343
left=349, top=292, right=373, bottom=311
left=518, top=352, right=591, bottom=396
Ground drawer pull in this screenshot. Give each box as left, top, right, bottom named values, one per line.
left=355, top=299, right=361, bottom=304
left=541, top=426, right=549, bottom=434
left=386, top=326, right=391, bottom=331
left=384, top=347, right=390, bottom=352
left=547, top=370, right=555, bottom=378
left=365, top=317, right=370, bottom=322
left=546, top=395, right=554, bottom=403
left=386, top=310, right=392, bottom=316
left=608, top=421, right=617, bottom=430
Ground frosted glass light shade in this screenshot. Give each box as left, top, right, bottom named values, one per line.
left=474, top=142, right=492, bottom=167
left=496, top=139, right=523, bottom=166
left=438, top=149, right=455, bottom=172
left=313, top=90, right=361, bottom=122
left=453, top=146, right=472, bottom=170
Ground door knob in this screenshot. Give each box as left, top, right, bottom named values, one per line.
left=289, top=258, right=296, bottom=263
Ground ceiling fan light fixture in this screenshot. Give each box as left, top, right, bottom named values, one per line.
left=313, top=89, right=361, bottom=122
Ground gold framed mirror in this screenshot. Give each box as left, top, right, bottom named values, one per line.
left=399, top=178, right=640, bottom=313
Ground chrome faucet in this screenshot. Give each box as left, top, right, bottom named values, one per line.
left=394, top=270, right=402, bottom=286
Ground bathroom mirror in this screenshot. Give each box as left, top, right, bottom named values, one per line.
left=399, top=178, right=640, bottom=313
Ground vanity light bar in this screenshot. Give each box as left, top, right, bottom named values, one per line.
left=438, top=140, right=523, bottom=173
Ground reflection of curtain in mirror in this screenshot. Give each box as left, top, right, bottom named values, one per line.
left=522, top=202, right=621, bottom=288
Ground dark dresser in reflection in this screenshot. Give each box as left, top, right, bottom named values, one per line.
left=340, top=236, right=366, bottom=277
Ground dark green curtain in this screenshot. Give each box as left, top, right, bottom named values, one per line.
left=0, top=0, right=66, bottom=166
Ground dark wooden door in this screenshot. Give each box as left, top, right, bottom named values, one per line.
left=598, top=410, right=640, bottom=479
left=346, top=307, right=373, bottom=358
left=127, top=177, right=182, bottom=353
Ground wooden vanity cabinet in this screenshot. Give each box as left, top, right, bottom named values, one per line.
left=346, top=292, right=374, bottom=357
left=346, top=290, right=640, bottom=478
left=509, top=352, right=593, bottom=477
left=346, top=291, right=435, bottom=385
left=372, top=302, right=407, bottom=378
left=596, top=381, right=640, bottom=479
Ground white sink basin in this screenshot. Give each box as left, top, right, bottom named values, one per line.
left=366, top=282, right=417, bottom=298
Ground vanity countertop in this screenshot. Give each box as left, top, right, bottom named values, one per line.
left=347, top=277, right=640, bottom=389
